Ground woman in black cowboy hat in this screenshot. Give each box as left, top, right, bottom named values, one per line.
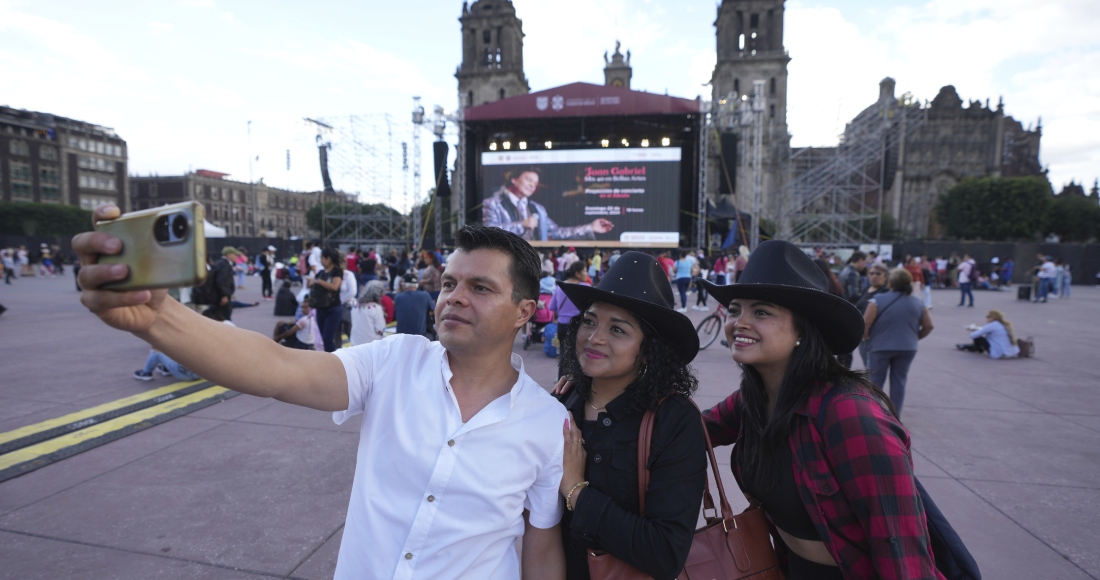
left=697, top=240, right=944, bottom=579
left=553, top=251, right=707, bottom=579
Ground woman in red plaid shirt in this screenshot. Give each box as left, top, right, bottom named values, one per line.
left=697, top=240, right=944, bottom=580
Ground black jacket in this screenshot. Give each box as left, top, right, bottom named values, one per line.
left=560, top=392, right=708, bottom=580
left=211, top=257, right=235, bottom=300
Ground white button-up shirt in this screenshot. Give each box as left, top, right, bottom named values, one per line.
left=332, top=334, right=567, bottom=580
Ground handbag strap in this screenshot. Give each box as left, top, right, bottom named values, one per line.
left=636, top=397, right=734, bottom=522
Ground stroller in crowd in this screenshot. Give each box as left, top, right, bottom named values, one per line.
left=521, top=292, right=554, bottom=350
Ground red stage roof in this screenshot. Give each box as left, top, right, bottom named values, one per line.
left=463, top=82, right=701, bottom=122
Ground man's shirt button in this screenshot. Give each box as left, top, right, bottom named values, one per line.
left=602, top=418, right=611, bottom=427
left=405, top=553, right=413, bottom=560
left=593, top=454, right=602, bottom=463
left=448, top=439, right=455, bottom=446
left=427, top=495, right=435, bottom=502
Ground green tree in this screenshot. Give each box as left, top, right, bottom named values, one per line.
left=935, top=176, right=1052, bottom=240
left=0, top=202, right=94, bottom=236
left=1047, top=193, right=1100, bottom=242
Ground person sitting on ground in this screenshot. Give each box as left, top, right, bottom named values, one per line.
left=274, top=281, right=299, bottom=316
left=350, top=281, right=387, bottom=346
left=273, top=299, right=317, bottom=350
left=393, top=272, right=435, bottom=337
left=135, top=310, right=233, bottom=380
left=958, top=309, right=1020, bottom=359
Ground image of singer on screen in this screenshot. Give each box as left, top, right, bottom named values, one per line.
left=483, top=168, right=614, bottom=241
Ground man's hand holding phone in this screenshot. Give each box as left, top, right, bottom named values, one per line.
left=74, top=205, right=171, bottom=336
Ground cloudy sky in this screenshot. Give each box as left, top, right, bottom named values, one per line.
left=2, top=0, right=1097, bottom=207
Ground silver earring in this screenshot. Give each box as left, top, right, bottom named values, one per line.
left=796, top=340, right=801, bottom=346
left=639, top=365, right=648, bottom=379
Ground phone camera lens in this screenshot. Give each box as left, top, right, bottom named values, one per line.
left=172, top=215, right=189, bottom=240
left=154, top=216, right=170, bottom=243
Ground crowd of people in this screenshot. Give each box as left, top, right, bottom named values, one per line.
left=77, top=199, right=1006, bottom=579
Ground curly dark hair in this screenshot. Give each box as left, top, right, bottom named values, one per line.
left=558, top=307, right=698, bottom=414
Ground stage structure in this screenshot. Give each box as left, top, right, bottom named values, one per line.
left=459, top=82, right=704, bottom=249
left=304, top=114, right=410, bottom=247
left=776, top=95, right=927, bottom=248
left=411, top=98, right=461, bottom=251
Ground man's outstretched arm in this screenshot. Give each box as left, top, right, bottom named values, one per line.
left=75, top=205, right=348, bottom=412
left=520, top=511, right=565, bottom=580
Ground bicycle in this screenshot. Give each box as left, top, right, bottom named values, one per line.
left=695, top=302, right=728, bottom=350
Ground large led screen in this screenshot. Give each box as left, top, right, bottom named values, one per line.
left=480, top=148, right=681, bottom=247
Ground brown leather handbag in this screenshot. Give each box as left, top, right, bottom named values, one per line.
left=587, top=398, right=784, bottom=580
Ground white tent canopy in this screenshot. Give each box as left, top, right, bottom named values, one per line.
left=204, top=220, right=227, bottom=238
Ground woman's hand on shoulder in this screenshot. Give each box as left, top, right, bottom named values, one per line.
left=551, top=375, right=575, bottom=397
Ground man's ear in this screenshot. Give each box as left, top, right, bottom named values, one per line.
left=515, top=298, right=537, bottom=329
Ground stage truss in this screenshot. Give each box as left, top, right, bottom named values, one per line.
left=307, top=114, right=411, bottom=247
left=777, top=96, right=927, bottom=247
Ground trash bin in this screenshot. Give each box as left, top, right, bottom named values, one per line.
left=1017, top=286, right=1031, bottom=301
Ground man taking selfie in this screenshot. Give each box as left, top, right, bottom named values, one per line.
left=74, top=207, right=567, bottom=579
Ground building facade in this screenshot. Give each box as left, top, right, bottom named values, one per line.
left=455, top=0, right=530, bottom=109
left=130, top=171, right=351, bottom=239
left=603, top=42, right=633, bottom=89
left=890, top=85, right=1043, bottom=238
left=1, top=106, right=128, bottom=211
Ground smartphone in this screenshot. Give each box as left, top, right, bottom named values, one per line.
left=95, top=201, right=207, bottom=290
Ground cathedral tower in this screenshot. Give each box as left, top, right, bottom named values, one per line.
left=710, top=0, right=791, bottom=225
left=456, top=0, right=530, bottom=109
left=603, top=41, right=632, bottom=89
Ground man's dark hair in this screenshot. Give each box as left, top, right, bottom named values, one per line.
left=453, top=225, right=540, bottom=303
left=847, top=251, right=867, bottom=264
left=502, top=167, right=542, bottom=188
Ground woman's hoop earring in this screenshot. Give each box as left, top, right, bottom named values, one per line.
left=639, top=365, right=648, bottom=380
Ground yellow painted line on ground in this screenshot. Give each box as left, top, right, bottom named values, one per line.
left=0, top=386, right=229, bottom=472
left=0, top=380, right=206, bottom=446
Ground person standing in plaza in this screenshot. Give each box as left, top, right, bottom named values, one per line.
left=1035, top=255, right=1056, bottom=303
left=1, top=247, right=15, bottom=284
left=957, top=254, right=975, bottom=307
left=838, top=251, right=867, bottom=304
left=696, top=241, right=944, bottom=579
left=854, top=263, right=890, bottom=369
left=863, top=269, right=934, bottom=416
left=553, top=252, right=707, bottom=578
left=74, top=213, right=569, bottom=579
left=549, top=262, right=589, bottom=328
left=209, top=246, right=239, bottom=321
left=309, top=247, right=344, bottom=352
left=394, top=273, right=435, bottom=338
left=259, top=246, right=275, bottom=300
left=671, top=250, right=695, bottom=313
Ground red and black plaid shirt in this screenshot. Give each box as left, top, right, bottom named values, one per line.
left=702, top=382, right=945, bottom=579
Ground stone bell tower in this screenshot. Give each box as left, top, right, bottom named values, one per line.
left=456, top=0, right=530, bottom=108
left=603, top=41, right=632, bottom=89
left=709, top=0, right=792, bottom=222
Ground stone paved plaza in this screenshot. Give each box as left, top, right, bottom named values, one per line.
left=1, top=273, right=1098, bottom=579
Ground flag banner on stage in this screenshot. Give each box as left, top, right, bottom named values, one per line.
left=481, top=148, right=681, bottom=247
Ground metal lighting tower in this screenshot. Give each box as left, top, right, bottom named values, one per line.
left=411, top=97, right=459, bottom=250
left=749, top=80, right=765, bottom=250
left=411, top=97, right=424, bottom=250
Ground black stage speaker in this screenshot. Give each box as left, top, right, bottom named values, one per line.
left=433, top=141, right=452, bottom=198
left=717, top=132, right=737, bottom=195
left=318, top=144, right=334, bottom=193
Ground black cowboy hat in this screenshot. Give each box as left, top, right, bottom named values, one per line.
left=698, top=240, right=864, bottom=355
left=557, top=251, right=699, bottom=364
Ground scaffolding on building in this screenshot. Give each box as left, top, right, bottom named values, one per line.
left=777, top=95, right=927, bottom=247
left=306, top=114, right=410, bottom=248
